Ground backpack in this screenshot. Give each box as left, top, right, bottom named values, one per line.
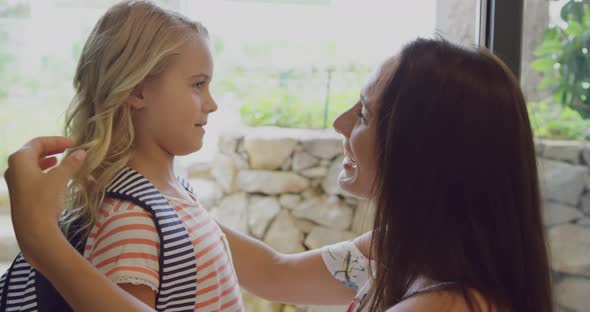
left=0, top=167, right=198, bottom=311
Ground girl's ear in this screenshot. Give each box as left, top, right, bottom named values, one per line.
left=128, top=82, right=146, bottom=110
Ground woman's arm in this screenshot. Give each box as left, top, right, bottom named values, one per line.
left=219, top=222, right=372, bottom=305
left=5, top=136, right=374, bottom=310
left=25, top=223, right=155, bottom=312
left=5, top=136, right=155, bottom=312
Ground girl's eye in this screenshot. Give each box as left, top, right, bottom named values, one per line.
left=193, top=81, right=205, bottom=89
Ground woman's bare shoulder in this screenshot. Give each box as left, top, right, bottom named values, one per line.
left=385, top=288, right=496, bottom=312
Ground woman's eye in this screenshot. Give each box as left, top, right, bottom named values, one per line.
left=357, top=110, right=365, bottom=121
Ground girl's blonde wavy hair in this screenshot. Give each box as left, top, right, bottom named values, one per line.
left=62, top=0, right=208, bottom=238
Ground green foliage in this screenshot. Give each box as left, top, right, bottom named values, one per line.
left=533, top=0, right=590, bottom=118
left=240, top=86, right=358, bottom=129
left=234, top=67, right=369, bottom=129
left=528, top=100, right=590, bottom=140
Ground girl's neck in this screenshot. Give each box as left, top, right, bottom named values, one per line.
left=127, top=146, right=189, bottom=201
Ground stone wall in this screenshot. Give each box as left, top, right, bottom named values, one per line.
left=187, top=129, right=590, bottom=312
left=535, top=140, right=590, bottom=312
left=186, top=127, right=373, bottom=312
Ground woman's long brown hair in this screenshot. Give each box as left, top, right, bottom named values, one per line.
left=366, top=39, right=552, bottom=312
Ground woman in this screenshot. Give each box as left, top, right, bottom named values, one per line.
left=4, top=38, right=553, bottom=311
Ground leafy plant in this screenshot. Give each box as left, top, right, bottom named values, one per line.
left=532, top=0, right=590, bottom=117
left=528, top=100, right=590, bottom=140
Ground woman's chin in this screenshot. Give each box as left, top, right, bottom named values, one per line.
left=338, top=169, right=360, bottom=196
left=337, top=166, right=373, bottom=199
left=338, top=167, right=355, bottom=183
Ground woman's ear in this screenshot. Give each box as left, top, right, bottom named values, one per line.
left=128, top=82, right=146, bottom=110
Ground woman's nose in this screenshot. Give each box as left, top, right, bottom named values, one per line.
left=333, top=108, right=354, bottom=137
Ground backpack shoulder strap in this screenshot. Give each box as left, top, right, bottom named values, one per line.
left=0, top=216, right=94, bottom=312
left=105, top=167, right=198, bottom=311
left=0, top=256, right=18, bottom=311
left=176, top=175, right=196, bottom=197
left=0, top=254, right=40, bottom=312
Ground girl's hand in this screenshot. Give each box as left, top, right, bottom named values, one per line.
left=4, top=136, right=86, bottom=268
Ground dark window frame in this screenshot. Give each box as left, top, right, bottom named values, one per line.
left=479, top=0, right=524, bottom=79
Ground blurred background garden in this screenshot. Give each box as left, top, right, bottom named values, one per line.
left=2, top=0, right=590, bottom=171
left=0, top=0, right=439, bottom=173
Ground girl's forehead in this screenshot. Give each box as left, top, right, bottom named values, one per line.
left=171, top=35, right=213, bottom=75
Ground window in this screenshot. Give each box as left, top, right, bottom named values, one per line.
left=517, top=1, right=590, bottom=311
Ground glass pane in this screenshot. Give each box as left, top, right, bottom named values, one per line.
left=0, top=0, right=484, bottom=167
left=185, top=0, right=443, bottom=164
left=177, top=0, right=482, bottom=165
left=522, top=1, right=590, bottom=311
left=0, top=0, right=183, bottom=171
left=0, top=1, right=479, bottom=312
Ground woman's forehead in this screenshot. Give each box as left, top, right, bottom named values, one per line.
left=362, top=56, right=399, bottom=100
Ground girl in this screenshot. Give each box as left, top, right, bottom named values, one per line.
left=3, top=1, right=358, bottom=311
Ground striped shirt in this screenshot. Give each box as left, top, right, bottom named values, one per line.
left=84, top=195, right=245, bottom=311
